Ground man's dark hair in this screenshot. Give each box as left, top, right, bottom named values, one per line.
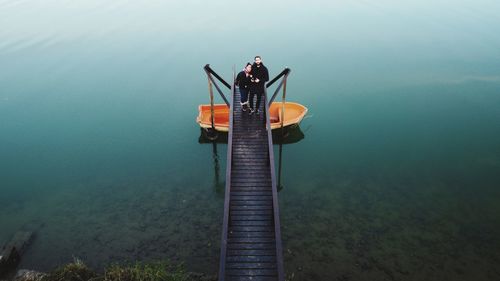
left=254, top=56, right=261, bottom=60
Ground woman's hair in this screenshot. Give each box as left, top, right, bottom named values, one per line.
left=246, top=62, right=252, bottom=67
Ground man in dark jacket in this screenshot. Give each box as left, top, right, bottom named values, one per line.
left=235, top=63, right=252, bottom=111
left=248, top=56, right=269, bottom=114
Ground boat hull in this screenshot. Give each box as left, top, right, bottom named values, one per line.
left=196, top=102, right=308, bottom=132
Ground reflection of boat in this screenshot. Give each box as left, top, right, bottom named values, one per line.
left=198, top=125, right=305, bottom=144
left=196, top=102, right=308, bottom=132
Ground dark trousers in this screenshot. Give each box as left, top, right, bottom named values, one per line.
left=249, top=91, right=262, bottom=110
left=240, top=88, right=249, bottom=104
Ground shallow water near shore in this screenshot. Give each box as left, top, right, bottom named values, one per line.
left=1, top=1, right=500, bottom=280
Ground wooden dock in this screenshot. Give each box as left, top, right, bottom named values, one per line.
left=218, top=85, right=284, bottom=281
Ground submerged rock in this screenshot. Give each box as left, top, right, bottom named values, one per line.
left=185, top=272, right=217, bottom=281
left=0, top=232, right=34, bottom=278
left=13, top=270, right=45, bottom=281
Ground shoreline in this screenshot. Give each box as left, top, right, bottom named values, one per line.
left=2, top=260, right=216, bottom=281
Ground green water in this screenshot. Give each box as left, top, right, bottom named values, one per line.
left=1, top=1, right=500, bottom=280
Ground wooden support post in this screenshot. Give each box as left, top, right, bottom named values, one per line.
left=208, top=75, right=215, bottom=130
left=280, top=77, right=288, bottom=136
left=277, top=142, right=283, bottom=191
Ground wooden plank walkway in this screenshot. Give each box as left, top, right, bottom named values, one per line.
left=219, top=86, right=284, bottom=281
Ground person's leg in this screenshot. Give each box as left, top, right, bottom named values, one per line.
left=255, top=92, right=262, bottom=113
left=240, top=89, right=248, bottom=104
left=248, top=91, right=255, bottom=111
left=240, top=89, right=248, bottom=111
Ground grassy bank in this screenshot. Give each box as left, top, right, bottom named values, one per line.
left=14, top=259, right=216, bottom=281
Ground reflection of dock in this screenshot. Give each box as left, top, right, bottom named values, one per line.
left=199, top=125, right=305, bottom=145
left=201, top=124, right=304, bottom=197
left=202, top=65, right=290, bottom=281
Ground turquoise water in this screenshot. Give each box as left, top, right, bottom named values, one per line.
left=1, top=1, right=500, bottom=280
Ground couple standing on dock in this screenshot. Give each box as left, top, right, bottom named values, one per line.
left=236, top=56, right=269, bottom=114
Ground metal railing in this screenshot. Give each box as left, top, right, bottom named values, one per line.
left=263, top=86, right=285, bottom=281
left=267, top=68, right=291, bottom=134
left=267, top=68, right=291, bottom=105
left=204, top=64, right=231, bottom=107
left=217, top=69, right=235, bottom=281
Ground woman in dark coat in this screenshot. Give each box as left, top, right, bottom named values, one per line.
left=235, top=63, right=252, bottom=111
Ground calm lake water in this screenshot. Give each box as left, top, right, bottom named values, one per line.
left=1, top=1, right=500, bottom=280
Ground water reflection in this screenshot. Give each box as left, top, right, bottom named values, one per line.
left=210, top=140, right=224, bottom=195
left=198, top=125, right=305, bottom=145
left=198, top=125, right=306, bottom=193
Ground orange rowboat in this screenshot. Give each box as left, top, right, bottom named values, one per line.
left=196, top=102, right=308, bottom=132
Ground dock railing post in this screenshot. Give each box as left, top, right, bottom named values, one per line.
left=207, top=76, right=215, bottom=131
left=280, top=75, right=288, bottom=137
